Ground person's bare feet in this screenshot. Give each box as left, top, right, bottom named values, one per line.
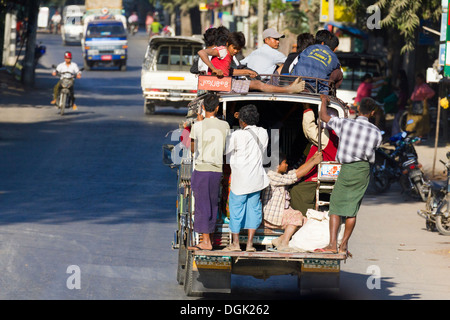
left=222, top=244, right=241, bottom=252
left=287, top=78, right=305, bottom=93
left=188, top=242, right=212, bottom=251
left=314, top=245, right=337, bottom=253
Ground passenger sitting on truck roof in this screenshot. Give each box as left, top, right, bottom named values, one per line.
left=262, top=151, right=322, bottom=251
left=239, top=28, right=287, bottom=81
left=197, top=31, right=305, bottom=94
left=291, top=30, right=341, bottom=94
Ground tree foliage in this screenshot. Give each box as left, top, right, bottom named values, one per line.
left=336, top=0, right=442, bottom=53
left=148, top=0, right=200, bottom=12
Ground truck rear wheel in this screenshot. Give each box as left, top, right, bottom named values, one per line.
left=298, top=272, right=340, bottom=296
left=84, top=59, right=91, bottom=71
left=144, top=101, right=155, bottom=115
left=184, top=252, right=203, bottom=297
left=176, top=230, right=187, bottom=285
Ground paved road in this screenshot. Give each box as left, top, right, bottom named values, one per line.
left=0, top=31, right=189, bottom=299
left=0, top=31, right=449, bottom=301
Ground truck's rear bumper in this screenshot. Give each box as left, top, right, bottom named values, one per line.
left=193, top=249, right=347, bottom=260
left=143, top=92, right=197, bottom=102
left=86, top=54, right=126, bottom=61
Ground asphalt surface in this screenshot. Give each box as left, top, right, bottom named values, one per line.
left=0, top=31, right=449, bottom=302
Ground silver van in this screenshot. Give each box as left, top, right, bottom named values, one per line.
left=61, top=5, right=85, bottom=45
left=141, top=36, right=204, bottom=115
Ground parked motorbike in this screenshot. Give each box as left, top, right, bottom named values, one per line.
left=417, top=152, right=450, bottom=236
left=52, top=65, right=83, bottom=115
left=371, top=126, right=428, bottom=201
left=34, top=42, right=46, bottom=67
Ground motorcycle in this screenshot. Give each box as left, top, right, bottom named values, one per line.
left=371, top=125, right=428, bottom=201
left=34, top=42, right=46, bottom=67
left=128, top=23, right=138, bottom=35
left=417, top=152, right=450, bottom=236
left=52, top=65, right=83, bottom=115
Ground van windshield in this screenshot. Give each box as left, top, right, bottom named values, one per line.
left=87, top=24, right=126, bottom=38
left=64, top=16, right=83, bottom=25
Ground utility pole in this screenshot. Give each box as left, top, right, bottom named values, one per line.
left=22, top=0, right=40, bottom=87
left=257, top=0, right=263, bottom=48
left=328, top=0, right=334, bottom=23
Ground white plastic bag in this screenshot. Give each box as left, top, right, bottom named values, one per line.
left=288, top=209, right=344, bottom=251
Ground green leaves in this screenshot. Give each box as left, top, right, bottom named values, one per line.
left=337, top=0, right=441, bottom=53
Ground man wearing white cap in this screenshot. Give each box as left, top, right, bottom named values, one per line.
left=240, top=28, right=287, bottom=80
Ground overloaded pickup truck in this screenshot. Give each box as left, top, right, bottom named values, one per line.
left=163, top=74, right=350, bottom=296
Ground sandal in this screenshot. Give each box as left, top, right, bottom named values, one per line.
left=222, top=245, right=241, bottom=252
left=188, top=245, right=212, bottom=251
left=338, top=248, right=353, bottom=258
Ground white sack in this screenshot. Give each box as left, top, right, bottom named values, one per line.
left=288, top=209, right=344, bottom=251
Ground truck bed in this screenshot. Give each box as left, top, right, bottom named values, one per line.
left=193, top=223, right=349, bottom=261
left=193, top=249, right=348, bottom=260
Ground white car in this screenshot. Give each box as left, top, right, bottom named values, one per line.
left=141, top=36, right=204, bottom=115
left=61, top=14, right=84, bottom=45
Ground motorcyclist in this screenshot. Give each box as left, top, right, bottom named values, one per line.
left=128, top=11, right=139, bottom=34
left=50, top=10, right=62, bottom=34
left=51, top=51, right=81, bottom=109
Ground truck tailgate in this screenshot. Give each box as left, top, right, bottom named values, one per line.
left=193, top=250, right=347, bottom=260
left=141, top=71, right=198, bottom=92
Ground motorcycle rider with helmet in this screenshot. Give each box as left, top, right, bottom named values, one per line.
left=51, top=51, right=81, bottom=109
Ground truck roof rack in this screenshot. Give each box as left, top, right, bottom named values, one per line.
left=239, top=73, right=337, bottom=96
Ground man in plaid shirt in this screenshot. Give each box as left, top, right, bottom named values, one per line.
left=262, top=151, right=322, bottom=250
left=318, top=95, right=382, bottom=256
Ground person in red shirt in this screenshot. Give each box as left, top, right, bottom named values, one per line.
left=289, top=105, right=339, bottom=215
left=354, top=73, right=386, bottom=106
left=197, top=32, right=305, bottom=94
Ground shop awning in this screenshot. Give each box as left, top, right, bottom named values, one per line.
left=325, top=21, right=368, bottom=39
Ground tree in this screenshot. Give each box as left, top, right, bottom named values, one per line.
left=337, top=0, right=442, bottom=53
left=147, top=0, right=201, bottom=35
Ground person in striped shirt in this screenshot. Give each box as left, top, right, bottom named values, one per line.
left=317, top=95, right=382, bottom=256
left=262, top=151, right=322, bottom=250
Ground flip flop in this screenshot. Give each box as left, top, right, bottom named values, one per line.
left=188, top=245, right=211, bottom=251
left=246, top=247, right=256, bottom=252
left=222, top=245, right=241, bottom=252
left=338, top=245, right=353, bottom=258
left=277, top=246, right=297, bottom=253
left=338, top=249, right=353, bottom=258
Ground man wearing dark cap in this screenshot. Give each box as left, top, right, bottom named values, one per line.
left=240, top=28, right=287, bottom=79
